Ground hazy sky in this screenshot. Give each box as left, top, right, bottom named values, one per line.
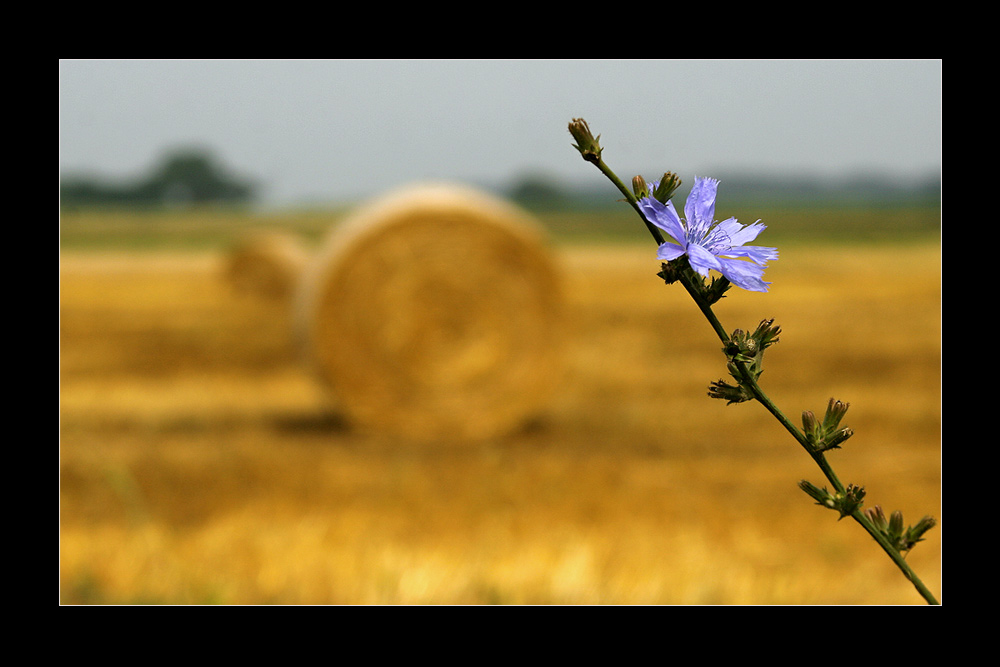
left=59, top=59, right=942, bottom=207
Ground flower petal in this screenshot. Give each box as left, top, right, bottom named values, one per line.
left=637, top=196, right=686, bottom=245
left=646, top=174, right=777, bottom=293
left=713, top=218, right=744, bottom=239
left=727, top=220, right=768, bottom=246
left=656, top=242, right=686, bottom=261
left=716, top=257, right=771, bottom=292
left=686, top=242, right=724, bottom=278
left=684, top=177, right=719, bottom=236
left=722, top=245, right=778, bottom=265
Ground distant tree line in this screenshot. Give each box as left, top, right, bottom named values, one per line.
left=61, top=148, right=257, bottom=209
left=506, top=171, right=941, bottom=210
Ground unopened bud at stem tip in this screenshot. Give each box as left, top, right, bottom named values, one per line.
left=568, top=118, right=602, bottom=163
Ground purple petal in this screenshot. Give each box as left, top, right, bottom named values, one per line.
left=716, top=257, right=771, bottom=292
left=722, top=245, right=778, bottom=265
left=713, top=218, right=744, bottom=238
left=637, top=197, right=686, bottom=245
left=684, top=177, right=719, bottom=234
left=727, top=220, right=768, bottom=246
left=656, top=242, right=686, bottom=261
left=686, top=242, right=724, bottom=278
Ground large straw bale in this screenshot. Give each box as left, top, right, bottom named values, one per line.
left=225, top=230, right=310, bottom=300
left=296, top=183, right=564, bottom=441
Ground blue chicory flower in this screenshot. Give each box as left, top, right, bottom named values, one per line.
left=637, top=177, right=778, bottom=292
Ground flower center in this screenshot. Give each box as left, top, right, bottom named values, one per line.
left=689, top=221, right=731, bottom=255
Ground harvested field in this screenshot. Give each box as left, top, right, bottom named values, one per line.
left=59, top=236, right=941, bottom=605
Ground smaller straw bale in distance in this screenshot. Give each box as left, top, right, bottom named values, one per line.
left=225, top=230, right=311, bottom=301
left=297, top=183, right=564, bottom=441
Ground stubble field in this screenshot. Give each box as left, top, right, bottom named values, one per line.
left=59, top=209, right=941, bottom=605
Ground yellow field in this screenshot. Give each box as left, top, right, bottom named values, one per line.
left=59, top=239, right=941, bottom=605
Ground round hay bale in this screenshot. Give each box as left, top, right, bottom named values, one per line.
left=296, top=182, right=564, bottom=441
left=225, top=230, right=310, bottom=300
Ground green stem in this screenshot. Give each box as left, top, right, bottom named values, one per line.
left=589, top=157, right=666, bottom=247
left=705, top=291, right=939, bottom=605
left=585, top=152, right=939, bottom=605
left=851, top=509, right=940, bottom=605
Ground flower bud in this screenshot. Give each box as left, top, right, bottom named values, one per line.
left=823, top=427, right=854, bottom=450
left=866, top=506, right=936, bottom=553
left=751, top=318, right=781, bottom=350
left=802, top=398, right=854, bottom=452
left=651, top=172, right=682, bottom=203
left=889, top=510, right=905, bottom=538
left=802, top=481, right=866, bottom=519
left=568, top=118, right=602, bottom=163
left=799, top=480, right=836, bottom=508
left=838, top=483, right=866, bottom=518
left=902, top=516, right=936, bottom=551
left=845, top=483, right=866, bottom=503
left=632, top=175, right=648, bottom=199
left=801, top=410, right=819, bottom=439
left=708, top=378, right=751, bottom=404
left=822, top=398, right=850, bottom=432
left=865, top=505, right=889, bottom=531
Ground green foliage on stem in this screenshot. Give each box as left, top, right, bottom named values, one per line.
left=658, top=258, right=731, bottom=306
left=865, top=505, right=937, bottom=554
left=799, top=481, right=867, bottom=520
left=708, top=318, right=781, bottom=404
left=802, top=398, right=855, bottom=453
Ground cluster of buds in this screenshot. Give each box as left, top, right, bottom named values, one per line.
left=724, top=320, right=781, bottom=362
left=708, top=319, right=781, bottom=404
left=865, top=505, right=937, bottom=554
left=799, top=481, right=867, bottom=520
left=802, top=398, right=854, bottom=453
left=633, top=172, right=682, bottom=204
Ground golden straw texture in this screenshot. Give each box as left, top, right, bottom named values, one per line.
left=297, top=183, right=564, bottom=441
left=225, top=230, right=310, bottom=301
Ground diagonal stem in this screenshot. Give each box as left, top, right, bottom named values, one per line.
left=582, top=150, right=939, bottom=605
left=685, top=276, right=939, bottom=605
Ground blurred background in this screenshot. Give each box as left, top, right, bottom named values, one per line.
left=59, top=59, right=941, bottom=605
left=60, top=59, right=940, bottom=213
